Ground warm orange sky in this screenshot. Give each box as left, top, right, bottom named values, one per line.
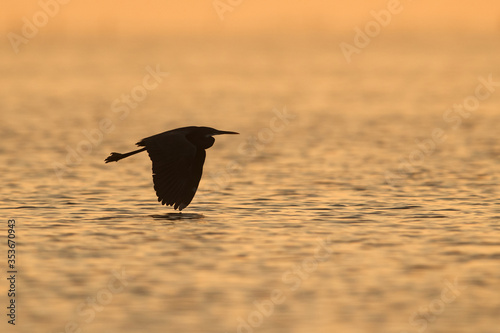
left=2, top=0, right=500, bottom=37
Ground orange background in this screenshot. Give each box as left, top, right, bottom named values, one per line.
left=2, top=0, right=500, bottom=36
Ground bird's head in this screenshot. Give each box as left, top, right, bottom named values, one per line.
left=187, top=127, right=239, bottom=149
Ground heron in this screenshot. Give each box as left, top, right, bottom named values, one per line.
left=105, top=126, right=238, bottom=211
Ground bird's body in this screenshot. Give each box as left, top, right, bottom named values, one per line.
left=105, top=126, right=238, bottom=210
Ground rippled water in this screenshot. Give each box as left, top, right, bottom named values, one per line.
left=1, top=34, right=500, bottom=333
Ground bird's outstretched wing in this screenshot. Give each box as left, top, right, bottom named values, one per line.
left=137, top=131, right=205, bottom=210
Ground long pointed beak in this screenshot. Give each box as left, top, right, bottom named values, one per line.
left=214, top=130, right=239, bottom=135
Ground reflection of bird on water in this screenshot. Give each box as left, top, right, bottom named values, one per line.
left=105, top=126, right=238, bottom=211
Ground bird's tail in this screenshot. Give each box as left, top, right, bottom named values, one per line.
left=104, top=148, right=146, bottom=163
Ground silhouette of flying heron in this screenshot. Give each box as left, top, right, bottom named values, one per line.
left=105, top=126, right=238, bottom=211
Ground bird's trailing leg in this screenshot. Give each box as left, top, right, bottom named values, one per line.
left=105, top=147, right=147, bottom=163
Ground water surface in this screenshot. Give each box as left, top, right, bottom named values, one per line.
left=1, top=34, right=499, bottom=333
